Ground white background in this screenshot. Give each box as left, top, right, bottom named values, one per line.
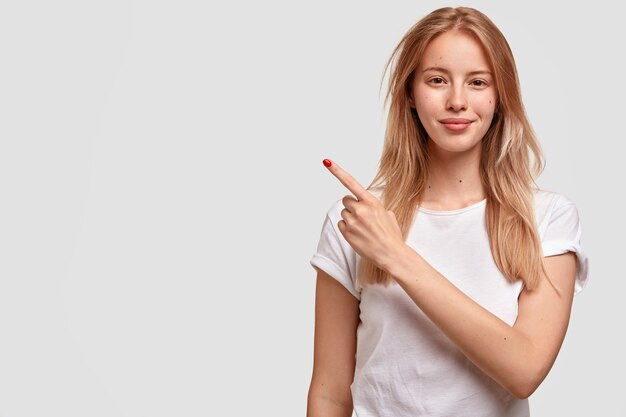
left=0, top=1, right=620, bottom=416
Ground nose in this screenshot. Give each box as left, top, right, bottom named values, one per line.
left=446, top=85, right=467, bottom=112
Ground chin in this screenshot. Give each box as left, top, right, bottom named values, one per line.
left=428, top=137, right=482, bottom=154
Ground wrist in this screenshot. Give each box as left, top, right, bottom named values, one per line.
left=379, top=243, right=416, bottom=279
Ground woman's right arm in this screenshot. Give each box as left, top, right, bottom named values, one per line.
left=307, top=269, right=360, bottom=417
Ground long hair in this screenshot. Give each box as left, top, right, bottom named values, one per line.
left=358, top=6, right=554, bottom=292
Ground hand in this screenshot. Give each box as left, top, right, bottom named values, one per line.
left=322, top=159, right=405, bottom=272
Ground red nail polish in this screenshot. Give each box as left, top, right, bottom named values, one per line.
left=322, top=159, right=332, bottom=167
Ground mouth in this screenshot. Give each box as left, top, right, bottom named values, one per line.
left=439, top=118, right=473, bottom=123
left=440, top=118, right=473, bottom=132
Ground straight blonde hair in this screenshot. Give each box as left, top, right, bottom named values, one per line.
left=358, top=6, right=555, bottom=292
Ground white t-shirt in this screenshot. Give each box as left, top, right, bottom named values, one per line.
left=309, top=188, right=589, bottom=417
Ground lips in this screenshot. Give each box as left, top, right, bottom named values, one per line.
left=440, top=118, right=473, bottom=132
left=439, top=118, right=473, bottom=124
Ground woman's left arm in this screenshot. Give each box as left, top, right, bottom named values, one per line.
left=384, top=245, right=577, bottom=400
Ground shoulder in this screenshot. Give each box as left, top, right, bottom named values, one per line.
left=533, top=187, right=576, bottom=206
left=532, top=188, right=577, bottom=224
left=325, top=198, right=345, bottom=223
left=532, top=187, right=581, bottom=239
left=325, top=186, right=385, bottom=220
left=532, top=188, right=588, bottom=294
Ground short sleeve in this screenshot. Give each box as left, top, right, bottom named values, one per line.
left=541, top=196, right=589, bottom=296
left=310, top=203, right=361, bottom=301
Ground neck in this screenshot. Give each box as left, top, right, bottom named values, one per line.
left=422, top=142, right=486, bottom=210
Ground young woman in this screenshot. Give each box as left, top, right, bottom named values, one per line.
left=307, top=6, right=589, bottom=417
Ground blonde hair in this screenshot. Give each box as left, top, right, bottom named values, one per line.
left=358, top=6, right=554, bottom=292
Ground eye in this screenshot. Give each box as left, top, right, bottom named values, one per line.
left=428, top=77, right=445, bottom=85
left=471, top=79, right=488, bottom=87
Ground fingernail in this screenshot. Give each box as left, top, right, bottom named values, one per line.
left=322, top=159, right=332, bottom=167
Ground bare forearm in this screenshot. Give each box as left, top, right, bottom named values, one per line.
left=307, top=392, right=353, bottom=417
left=383, top=244, right=538, bottom=398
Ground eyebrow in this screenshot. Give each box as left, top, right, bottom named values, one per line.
left=422, top=66, right=492, bottom=76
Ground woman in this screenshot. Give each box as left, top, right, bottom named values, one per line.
left=307, top=6, right=589, bottom=417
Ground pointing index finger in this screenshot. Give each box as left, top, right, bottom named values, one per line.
left=322, top=159, right=371, bottom=202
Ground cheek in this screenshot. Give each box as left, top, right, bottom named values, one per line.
left=476, top=95, right=497, bottom=117
left=414, top=92, right=437, bottom=117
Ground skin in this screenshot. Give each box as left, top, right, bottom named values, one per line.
left=313, top=30, right=578, bottom=401
left=410, top=30, right=497, bottom=210
left=307, top=269, right=358, bottom=417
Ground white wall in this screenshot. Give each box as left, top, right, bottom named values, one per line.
left=0, top=1, right=618, bottom=416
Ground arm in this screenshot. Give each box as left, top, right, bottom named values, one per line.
left=307, top=269, right=360, bottom=417
left=383, top=245, right=577, bottom=399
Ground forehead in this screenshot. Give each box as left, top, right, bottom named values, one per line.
left=419, top=30, right=492, bottom=73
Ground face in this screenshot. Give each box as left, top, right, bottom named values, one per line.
left=410, top=30, right=497, bottom=155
